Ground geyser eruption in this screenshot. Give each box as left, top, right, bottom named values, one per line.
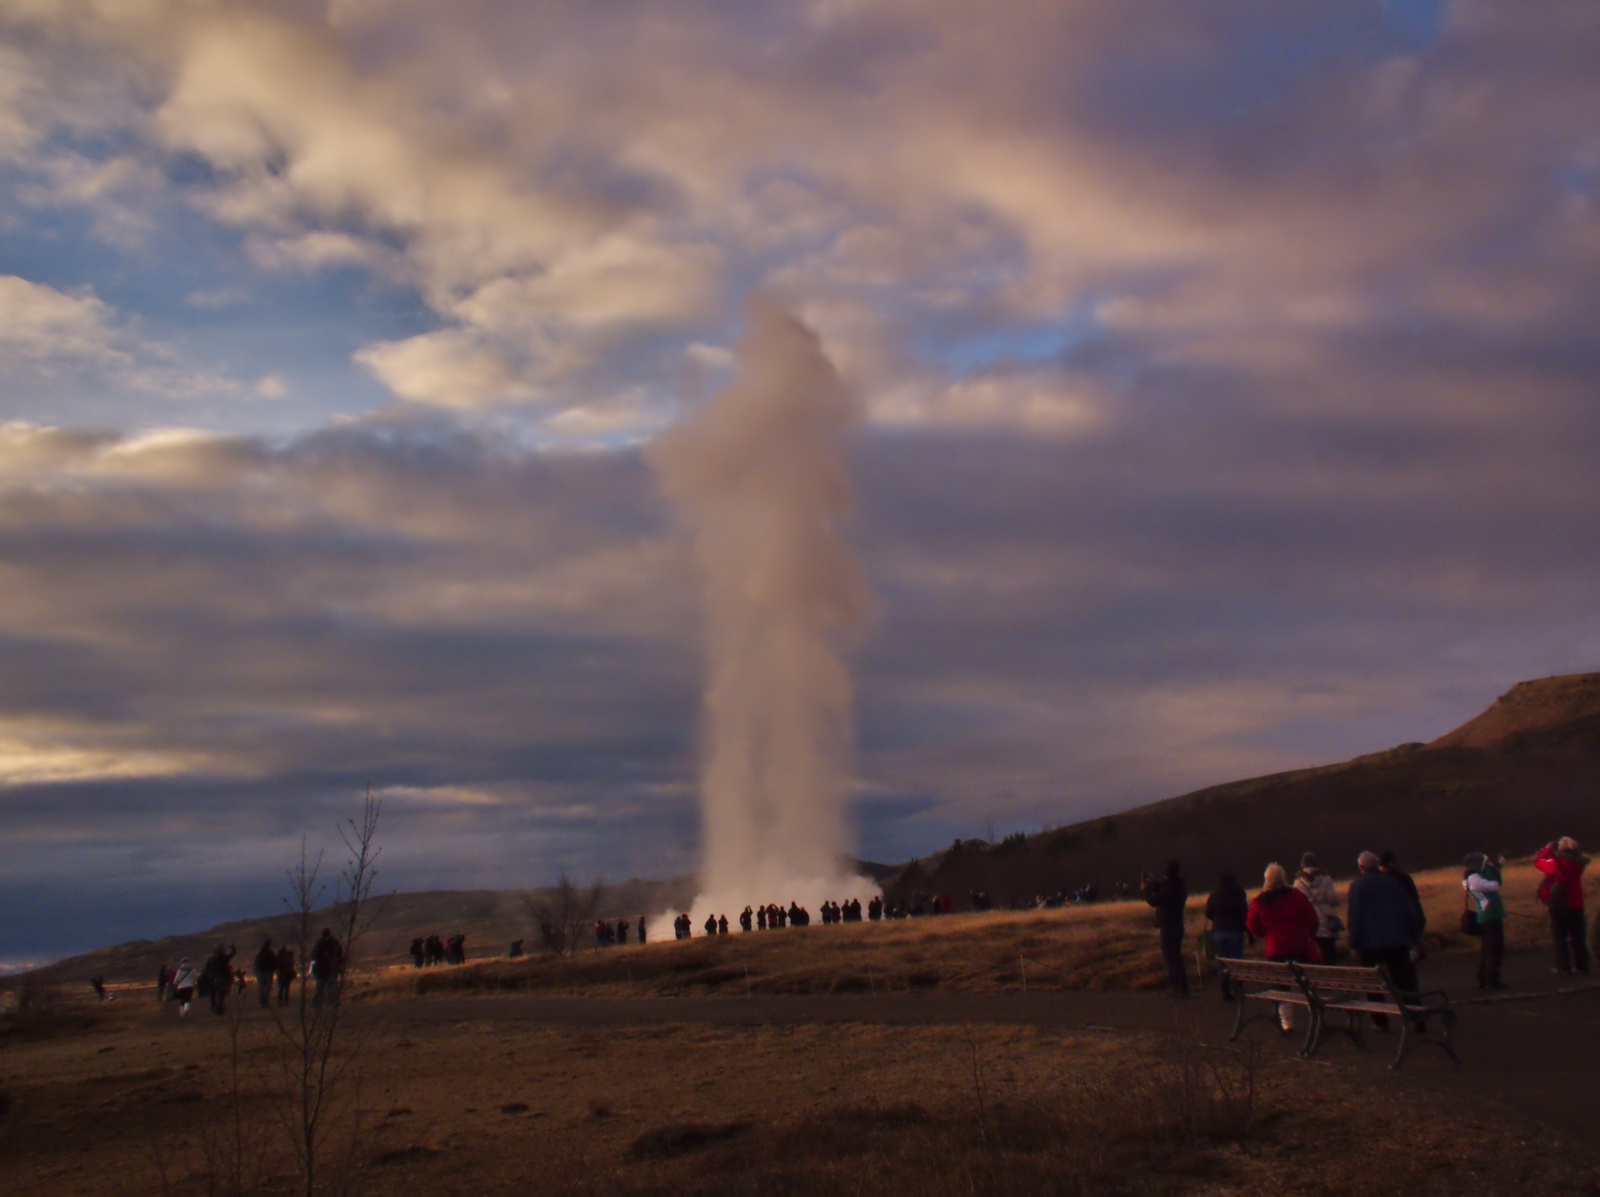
left=651, top=297, right=871, bottom=916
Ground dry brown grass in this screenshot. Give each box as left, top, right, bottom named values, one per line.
left=343, top=858, right=1574, bottom=1002
left=3, top=1001, right=1592, bottom=1197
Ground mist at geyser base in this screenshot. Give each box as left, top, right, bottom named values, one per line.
left=649, top=297, right=875, bottom=928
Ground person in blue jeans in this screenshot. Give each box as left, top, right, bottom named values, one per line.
left=1142, top=859, right=1190, bottom=996
left=1205, top=871, right=1250, bottom=1000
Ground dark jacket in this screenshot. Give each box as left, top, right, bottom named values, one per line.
left=1205, top=882, right=1249, bottom=933
left=1143, top=874, right=1188, bottom=932
left=1347, top=869, right=1422, bottom=953
left=1382, top=867, right=1427, bottom=932
left=254, top=944, right=277, bottom=974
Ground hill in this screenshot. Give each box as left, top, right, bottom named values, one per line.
left=22, top=858, right=901, bottom=985
left=884, top=670, right=1600, bottom=906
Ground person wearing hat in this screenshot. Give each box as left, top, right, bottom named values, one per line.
left=1462, top=852, right=1507, bottom=989
left=1294, top=852, right=1342, bottom=965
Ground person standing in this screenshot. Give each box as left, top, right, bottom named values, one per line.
left=1141, top=860, right=1190, bottom=997
left=1462, top=852, right=1507, bottom=990
left=1245, top=863, right=1320, bottom=1032
left=205, top=943, right=237, bottom=1015
left=1379, top=851, right=1426, bottom=938
left=275, top=945, right=296, bottom=1006
left=1347, top=851, right=1424, bottom=1030
left=310, top=928, right=342, bottom=1009
left=253, top=939, right=277, bottom=1009
left=637, top=915, right=647, bottom=945
left=1205, top=871, right=1250, bottom=1001
left=171, top=958, right=199, bottom=1017
left=1536, top=837, right=1589, bottom=976
left=1294, top=852, right=1342, bottom=965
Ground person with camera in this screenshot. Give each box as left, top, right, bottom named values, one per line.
left=1536, top=837, right=1589, bottom=975
left=1142, top=860, right=1189, bottom=997
left=1462, top=852, right=1507, bottom=989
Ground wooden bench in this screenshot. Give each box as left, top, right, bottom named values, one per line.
left=1218, top=958, right=1458, bottom=1069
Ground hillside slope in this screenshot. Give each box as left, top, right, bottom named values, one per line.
left=886, top=671, right=1600, bottom=906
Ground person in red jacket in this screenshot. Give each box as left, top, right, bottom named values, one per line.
left=1246, top=862, right=1321, bottom=1033
left=1536, top=837, right=1589, bottom=976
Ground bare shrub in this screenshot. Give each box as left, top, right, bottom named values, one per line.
left=522, top=872, right=607, bottom=957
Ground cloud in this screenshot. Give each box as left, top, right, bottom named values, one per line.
left=5, top=0, right=1598, bottom=429
left=3, top=2, right=1600, bottom=952
left=0, top=274, right=128, bottom=367
left=0, top=274, right=237, bottom=402
left=355, top=330, right=529, bottom=408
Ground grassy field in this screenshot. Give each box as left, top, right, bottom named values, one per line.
left=2, top=995, right=1593, bottom=1196
left=341, top=859, right=1574, bottom=1001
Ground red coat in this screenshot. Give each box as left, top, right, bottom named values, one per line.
left=1246, top=887, right=1321, bottom=962
left=1536, top=845, right=1588, bottom=911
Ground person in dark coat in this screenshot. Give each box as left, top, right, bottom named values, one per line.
left=1205, top=871, right=1250, bottom=1000
left=205, top=944, right=237, bottom=1015
left=310, top=928, right=342, bottom=1009
left=254, top=939, right=276, bottom=1009
left=1379, top=850, right=1426, bottom=938
left=1347, top=851, right=1424, bottom=1030
left=1141, top=860, right=1189, bottom=996
left=275, top=946, right=296, bottom=1005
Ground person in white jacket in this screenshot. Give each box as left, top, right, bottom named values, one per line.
left=170, top=958, right=199, bottom=1017
left=1294, top=852, right=1343, bottom=964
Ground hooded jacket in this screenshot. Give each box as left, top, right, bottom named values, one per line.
left=1246, top=886, right=1320, bottom=961
left=171, top=961, right=199, bottom=992
left=1536, top=843, right=1588, bottom=911
left=1294, top=868, right=1341, bottom=938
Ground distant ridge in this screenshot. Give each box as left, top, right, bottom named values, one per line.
left=884, top=670, right=1600, bottom=906
left=1429, top=671, right=1600, bottom=750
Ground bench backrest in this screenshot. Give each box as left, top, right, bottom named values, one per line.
left=1293, top=963, right=1384, bottom=990
left=1216, top=958, right=1295, bottom=986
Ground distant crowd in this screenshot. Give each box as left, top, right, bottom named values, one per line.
left=408, top=933, right=468, bottom=967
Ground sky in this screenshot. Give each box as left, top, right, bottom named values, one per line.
left=2, top=0, right=1599, bottom=960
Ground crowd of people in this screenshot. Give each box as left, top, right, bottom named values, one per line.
left=144, top=835, right=1589, bottom=1023
left=1142, top=837, right=1590, bottom=1031
left=593, top=918, right=645, bottom=947
left=408, top=933, right=468, bottom=966
left=158, top=929, right=342, bottom=1017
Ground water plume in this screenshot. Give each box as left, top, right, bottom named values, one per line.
left=650, top=297, right=872, bottom=921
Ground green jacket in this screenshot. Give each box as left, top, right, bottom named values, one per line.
left=1466, top=862, right=1505, bottom=923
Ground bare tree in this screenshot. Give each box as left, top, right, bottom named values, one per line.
left=522, top=871, right=606, bottom=956
left=268, top=790, right=385, bottom=1197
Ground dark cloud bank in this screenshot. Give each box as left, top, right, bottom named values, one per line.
left=4, top=366, right=1600, bottom=959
